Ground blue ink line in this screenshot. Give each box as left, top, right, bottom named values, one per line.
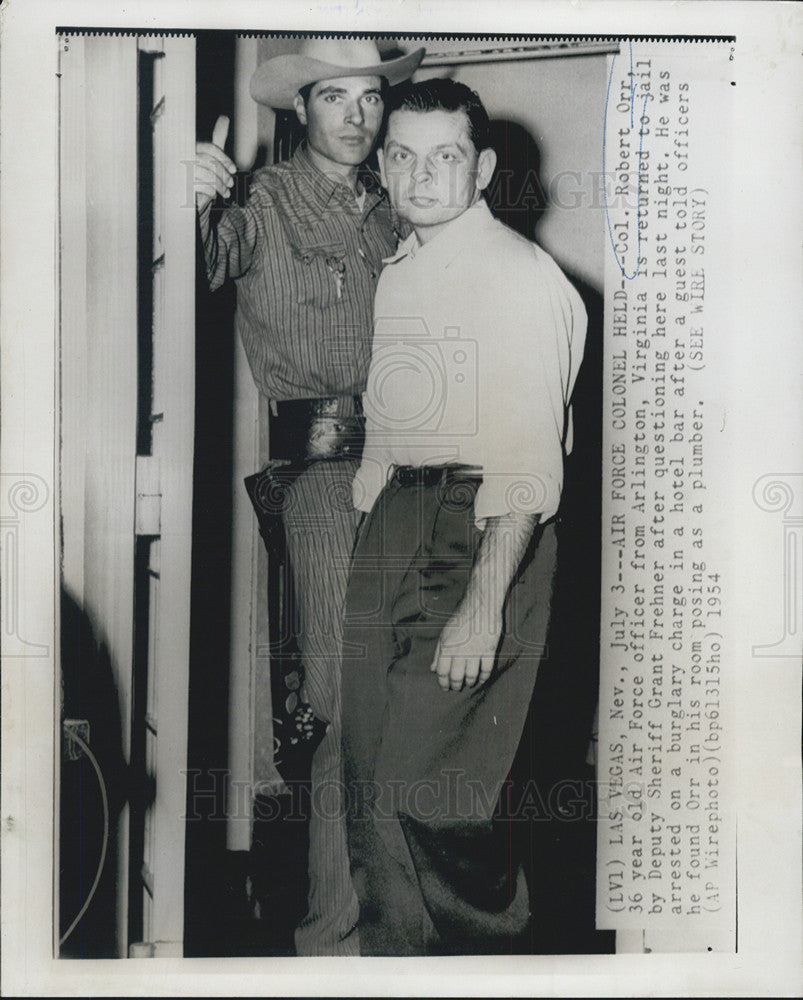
left=603, top=50, right=652, bottom=281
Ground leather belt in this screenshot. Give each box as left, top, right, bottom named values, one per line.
left=269, top=396, right=365, bottom=463
left=392, top=464, right=483, bottom=487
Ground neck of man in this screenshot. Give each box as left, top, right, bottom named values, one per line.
left=305, top=143, right=362, bottom=195
left=412, top=220, right=451, bottom=246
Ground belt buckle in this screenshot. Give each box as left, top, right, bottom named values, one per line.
left=307, top=415, right=363, bottom=461
left=393, top=465, right=444, bottom=487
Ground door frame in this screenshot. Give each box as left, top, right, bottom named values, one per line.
left=56, top=31, right=197, bottom=958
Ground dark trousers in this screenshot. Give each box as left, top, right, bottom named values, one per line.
left=246, top=458, right=361, bottom=955
left=341, top=470, right=558, bottom=955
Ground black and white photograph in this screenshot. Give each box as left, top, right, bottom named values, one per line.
left=1, top=1, right=801, bottom=996
left=55, top=27, right=607, bottom=962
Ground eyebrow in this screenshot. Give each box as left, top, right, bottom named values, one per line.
left=315, top=84, right=382, bottom=97
left=385, top=140, right=468, bottom=154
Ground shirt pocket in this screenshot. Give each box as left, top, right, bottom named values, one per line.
left=286, top=231, right=349, bottom=310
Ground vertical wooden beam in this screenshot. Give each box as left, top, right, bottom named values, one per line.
left=81, top=34, right=140, bottom=957
left=56, top=29, right=87, bottom=961
left=58, top=34, right=88, bottom=607
left=147, top=35, right=196, bottom=955
left=233, top=36, right=259, bottom=172
left=226, top=34, right=261, bottom=851
left=227, top=335, right=261, bottom=849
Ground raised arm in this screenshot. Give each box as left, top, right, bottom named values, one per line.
left=194, top=115, right=262, bottom=291
left=195, top=115, right=236, bottom=216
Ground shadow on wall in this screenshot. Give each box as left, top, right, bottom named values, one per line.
left=486, top=119, right=548, bottom=240
left=484, top=118, right=608, bottom=954
left=59, top=587, right=128, bottom=957
left=486, top=117, right=604, bottom=777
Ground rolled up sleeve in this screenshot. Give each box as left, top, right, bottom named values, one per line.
left=201, top=179, right=271, bottom=292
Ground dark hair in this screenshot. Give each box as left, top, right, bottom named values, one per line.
left=384, top=78, right=490, bottom=152
left=296, top=76, right=389, bottom=108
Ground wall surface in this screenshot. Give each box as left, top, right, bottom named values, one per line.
left=447, top=53, right=606, bottom=291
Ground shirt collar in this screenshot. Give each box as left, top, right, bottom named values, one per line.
left=381, top=198, right=497, bottom=266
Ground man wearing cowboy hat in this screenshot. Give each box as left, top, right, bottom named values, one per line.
left=194, top=38, right=424, bottom=957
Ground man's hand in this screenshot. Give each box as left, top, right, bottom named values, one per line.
left=195, top=115, right=236, bottom=213
left=428, top=509, right=539, bottom=693
left=430, top=605, right=502, bottom=692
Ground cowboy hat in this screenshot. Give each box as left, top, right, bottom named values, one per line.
left=250, top=38, right=425, bottom=110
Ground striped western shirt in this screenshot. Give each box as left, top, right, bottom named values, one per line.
left=199, top=143, right=398, bottom=401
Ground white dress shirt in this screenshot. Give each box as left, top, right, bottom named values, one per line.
left=353, top=198, right=587, bottom=526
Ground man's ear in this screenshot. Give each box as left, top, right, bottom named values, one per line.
left=377, top=148, right=388, bottom=189
left=293, top=93, right=308, bottom=127
left=475, top=147, right=497, bottom=192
